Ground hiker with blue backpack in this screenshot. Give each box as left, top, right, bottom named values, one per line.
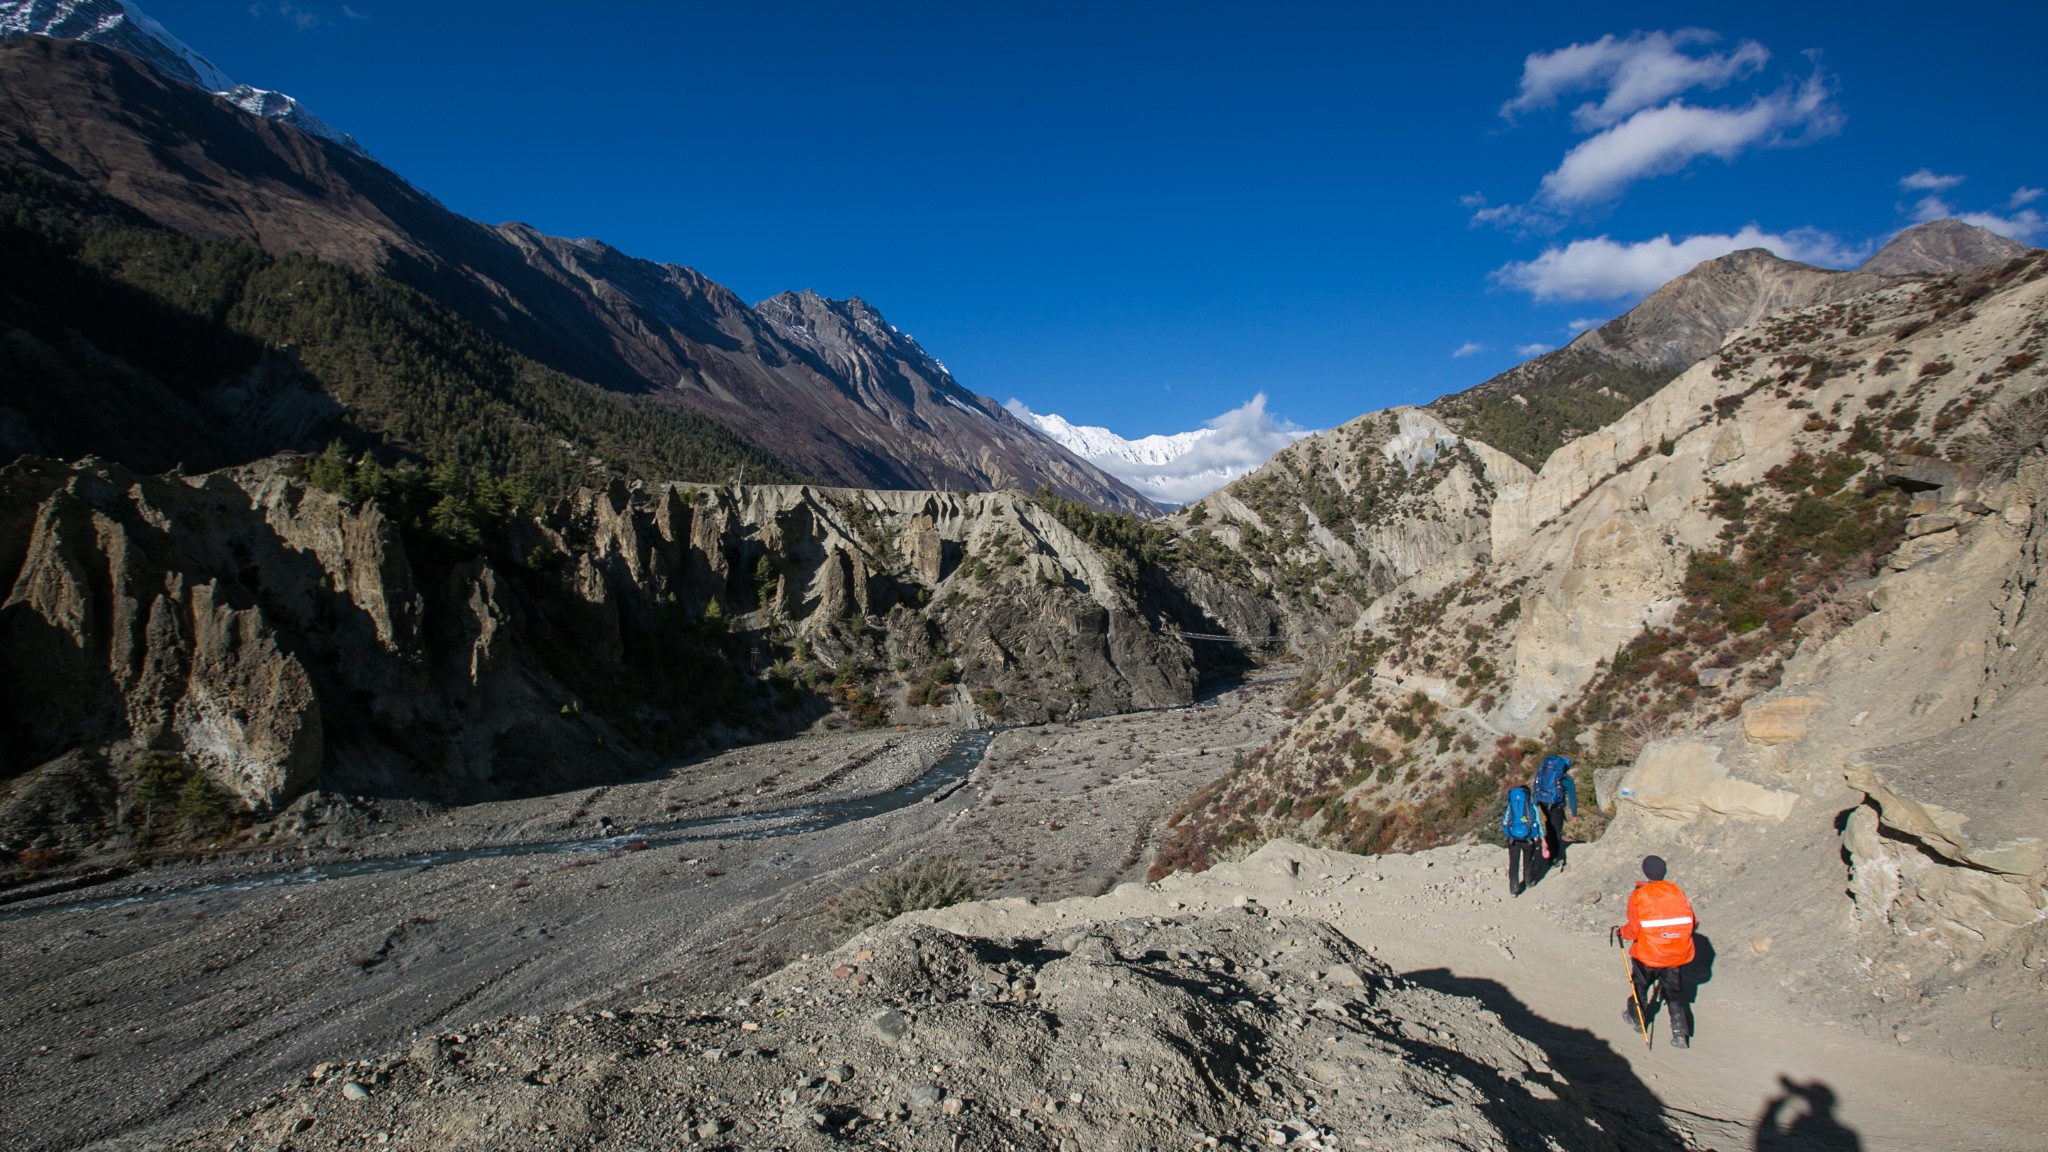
left=1533, top=755, right=1578, bottom=869
left=1501, top=784, right=1543, bottom=895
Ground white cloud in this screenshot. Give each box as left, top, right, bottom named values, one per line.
left=1908, top=193, right=2046, bottom=242
left=2009, top=187, right=2043, bottom=208
left=1504, top=30, right=1770, bottom=130
left=1515, top=342, right=1555, bottom=356
left=1539, top=70, right=1840, bottom=206
left=1492, top=225, right=1864, bottom=303
left=1007, top=395, right=1312, bottom=506
left=1565, top=317, right=1605, bottom=334
left=1462, top=195, right=1554, bottom=234
left=1480, top=32, right=1840, bottom=221
left=1451, top=342, right=1487, bottom=358
left=1899, top=168, right=1964, bottom=191
left=250, top=2, right=323, bottom=30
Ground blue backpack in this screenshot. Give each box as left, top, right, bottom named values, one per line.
left=1534, top=755, right=1570, bottom=805
left=1502, top=787, right=1540, bottom=841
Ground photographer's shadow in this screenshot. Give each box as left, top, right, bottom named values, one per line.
left=1753, top=1075, right=1862, bottom=1150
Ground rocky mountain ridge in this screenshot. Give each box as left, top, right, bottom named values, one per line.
left=1429, top=236, right=1976, bottom=469
left=1859, top=217, right=2034, bottom=276
left=0, top=35, right=1152, bottom=512
left=0, top=0, right=364, bottom=152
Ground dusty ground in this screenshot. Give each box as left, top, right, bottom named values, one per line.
left=172, top=913, right=1598, bottom=1152
left=0, top=669, right=1295, bottom=1152
left=920, top=840, right=2048, bottom=1152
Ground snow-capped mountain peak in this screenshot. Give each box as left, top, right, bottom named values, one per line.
left=1014, top=408, right=1218, bottom=468
left=1005, top=395, right=1313, bottom=506
left=1, top=0, right=366, bottom=155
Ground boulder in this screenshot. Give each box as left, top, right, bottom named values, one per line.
left=1882, top=454, right=1982, bottom=504
left=1618, top=740, right=1799, bottom=821
left=1904, top=513, right=1960, bottom=538
left=1741, top=696, right=1822, bottom=745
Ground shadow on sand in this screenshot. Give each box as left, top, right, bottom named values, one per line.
left=1404, top=966, right=1687, bottom=1151
left=1752, top=1076, right=1863, bottom=1151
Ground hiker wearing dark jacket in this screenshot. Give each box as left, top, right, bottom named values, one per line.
left=1614, top=855, right=1698, bottom=1048
left=1500, top=785, right=1543, bottom=896
left=1532, top=754, right=1577, bottom=868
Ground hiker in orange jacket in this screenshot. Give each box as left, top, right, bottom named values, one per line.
left=1614, top=855, right=1697, bottom=1048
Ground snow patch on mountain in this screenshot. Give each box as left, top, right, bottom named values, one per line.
left=1, top=0, right=366, bottom=155
left=1007, top=394, right=1312, bottom=505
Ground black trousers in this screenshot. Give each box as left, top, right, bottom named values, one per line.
left=1538, top=801, right=1567, bottom=865
left=1507, top=839, right=1538, bottom=892
left=1630, top=957, right=1692, bottom=1038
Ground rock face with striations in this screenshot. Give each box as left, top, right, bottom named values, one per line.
left=0, top=457, right=1247, bottom=854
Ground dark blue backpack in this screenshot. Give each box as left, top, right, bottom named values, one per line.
left=1502, top=787, right=1540, bottom=841
left=1534, top=755, right=1570, bottom=805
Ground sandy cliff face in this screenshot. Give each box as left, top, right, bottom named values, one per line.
left=1162, top=252, right=2048, bottom=1057
left=0, top=462, right=1245, bottom=860
left=1170, top=407, right=1532, bottom=646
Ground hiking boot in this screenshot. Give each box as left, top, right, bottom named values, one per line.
left=1670, top=1033, right=1690, bottom=1049
left=1623, top=1004, right=1640, bottom=1027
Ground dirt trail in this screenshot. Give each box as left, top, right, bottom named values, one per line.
left=921, top=839, right=2045, bottom=1152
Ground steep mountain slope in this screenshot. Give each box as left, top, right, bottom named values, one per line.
left=0, top=0, right=362, bottom=151
left=1429, top=234, right=2011, bottom=469
left=1160, top=250, right=2048, bottom=1063
left=0, top=36, right=1151, bottom=511
left=0, top=162, right=799, bottom=490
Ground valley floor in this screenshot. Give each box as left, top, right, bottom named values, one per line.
left=0, top=668, right=1296, bottom=1152
left=922, top=840, right=2048, bottom=1152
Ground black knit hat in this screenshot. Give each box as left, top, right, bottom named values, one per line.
left=1642, top=855, right=1667, bottom=881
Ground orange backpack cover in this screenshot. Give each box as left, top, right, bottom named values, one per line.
left=1623, top=879, right=1697, bottom=967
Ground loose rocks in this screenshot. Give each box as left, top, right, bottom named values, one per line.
left=170, top=913, right=1607, bottom=1150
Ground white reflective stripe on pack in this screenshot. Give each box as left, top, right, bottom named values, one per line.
left=1640, top=916, right=1694, bottom=928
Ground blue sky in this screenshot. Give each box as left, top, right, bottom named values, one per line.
left=136, top=2, right=2046, bottom=443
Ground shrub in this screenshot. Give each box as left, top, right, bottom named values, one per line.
left=1967, top=389, right=2048, bottom=477
left=829, top=858, right=977, bottom=935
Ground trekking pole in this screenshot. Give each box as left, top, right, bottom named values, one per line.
left=1613, top=928, right=1652, bottom=1049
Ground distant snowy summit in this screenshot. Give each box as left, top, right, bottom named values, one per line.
left=1, top=0, right=366, bottom=154
left=1017, top=409, right=1218, bottom=469
left=1007, top=395, right=1312, bottom=507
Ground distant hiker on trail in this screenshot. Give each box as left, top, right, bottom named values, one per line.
left=1612, top=855, right=1697, bottom=1048
left=1532, top=755, right=1577, bottom=868
left=1500, top=785, right=1543, bottom=896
